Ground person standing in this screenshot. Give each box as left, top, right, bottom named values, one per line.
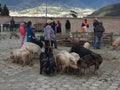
left=10, top=17, right=15, bottom=32
left=51, top=20, right=56, bottom=33
left=56, top=20, right=61, bottom=33
left=93, top=18, right=99, bottom=32
left=26, top=21, right=33, bottom=42
left=94, top=22, right=105, bottom=49
left=65, top=19, right=71, bottom=34
left=81, top=18, right=89, bottom=32
left=44, top=19, right=56, bottom=55
left=93, top=18, right=99, bottom=47
left=19, top=23, right=26, bottom=47
left=51, top=20, right=57, bottom=49
left=9, top=17, right=20, bottom=39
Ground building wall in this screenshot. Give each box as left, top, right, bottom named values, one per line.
left=0, top=16, right=120, bottom=34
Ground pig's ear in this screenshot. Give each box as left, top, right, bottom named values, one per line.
left=69, top=59, right=75, bottom=64
left=77, top=59, right=82, bottom=65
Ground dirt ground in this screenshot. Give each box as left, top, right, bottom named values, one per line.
left=1, top=32, right=120, bottom=71
left=1, top=32, right=120, bottom=90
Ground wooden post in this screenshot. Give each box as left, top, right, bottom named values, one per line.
left=110, top=32, right=113, bottom=45
left=91, top=32, right=94, bottom=46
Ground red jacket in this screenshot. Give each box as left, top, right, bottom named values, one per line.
left=19, top=26, right=26, bottom=36
left=81, top=21, right=89, bottom=28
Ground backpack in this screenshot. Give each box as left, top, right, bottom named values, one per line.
left=95, top=25, right=105, bottom=37
left=40, top=51, right=56, bottom=75
left=97, top=26, right=105, bottom=32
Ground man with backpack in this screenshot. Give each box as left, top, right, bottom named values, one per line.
left=94, top=22, right=105, bottom=49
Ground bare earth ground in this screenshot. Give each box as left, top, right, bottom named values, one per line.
left=0, top=32, right=120, bottom=90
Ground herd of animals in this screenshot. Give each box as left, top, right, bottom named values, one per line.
left=9, top=36, right=120, bottom=76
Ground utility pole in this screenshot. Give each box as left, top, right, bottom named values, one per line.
left=46, top=0, right=47, bottom=23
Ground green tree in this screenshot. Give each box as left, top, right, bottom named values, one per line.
left=2, top=4, right=9, bottom=16
left=0, top=3, right=2, bottom=15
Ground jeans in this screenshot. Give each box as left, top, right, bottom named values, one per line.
left=53, top=39, right=57, bottom=48
left=94, top=35, right=102, bottom=49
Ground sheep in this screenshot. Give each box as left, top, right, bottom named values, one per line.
left=112, top=37, right=120, bottom=49
left=21, top=42, right=42, bottom=58
left=56, top=50, right=79, bottom=73
left=83, top=42, right=90, bottom=49
left=10, top=48, right=33, bottom=66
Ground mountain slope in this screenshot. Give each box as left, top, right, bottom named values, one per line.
left=10, top=4, right=94, bottom=17
left=89, top=3, right=120, bottom=17
left=0, top=0, right=119, bottom=11
left=0, top=0, right=120, bottom=17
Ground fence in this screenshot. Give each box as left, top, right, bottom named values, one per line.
left=56, top=32, right=113, bottom=47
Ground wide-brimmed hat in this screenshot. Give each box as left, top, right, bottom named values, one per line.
left=47, top=19, right=53, bottom=24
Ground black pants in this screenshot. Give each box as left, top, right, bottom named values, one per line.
left=57, top=27, right=61, bottom=33
left=10, top=26, right=14, bottom=32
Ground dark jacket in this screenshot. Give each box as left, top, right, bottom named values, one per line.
left=93, top=21, right=99, bottom=28
left=93, top=20, right=99, bottom=32
left=10, top=18, right=15, bottom=26
left=51, top=21, right=56, bottom=32
left=94, top=23, right=105, bottom=37
left=65, top=20, right=71, bottom=29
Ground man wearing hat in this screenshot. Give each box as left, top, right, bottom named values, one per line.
left=44, top=19, right=55, bottom=55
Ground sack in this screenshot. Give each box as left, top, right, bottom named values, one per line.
left=81, top=27, right=85, bottom=32
left=81, top=26, right=87, bottom=32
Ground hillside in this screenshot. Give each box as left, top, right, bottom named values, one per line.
left=10, top=4, right=94, bottom=18
left=0, top=0, right=119, bottom=17
left=89, top=3, right=120, bottom=17
left=0, top=0, right=119, bottom=10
